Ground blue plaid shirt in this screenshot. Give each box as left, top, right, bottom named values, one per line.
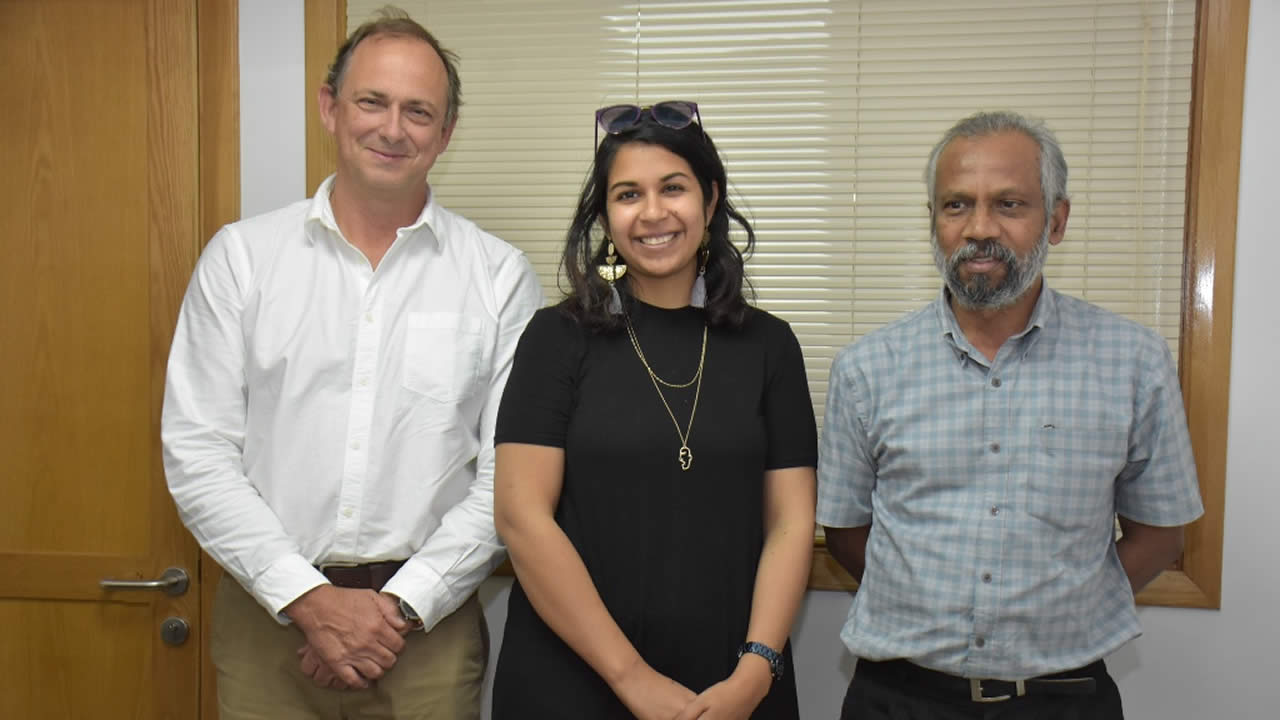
left=817, top=284, right=1203, bottom=680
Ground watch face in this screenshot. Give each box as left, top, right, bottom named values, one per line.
left=398, top=598, right=421, bottom=623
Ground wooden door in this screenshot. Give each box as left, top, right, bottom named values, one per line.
left=0, top=0, right=233, bottom=716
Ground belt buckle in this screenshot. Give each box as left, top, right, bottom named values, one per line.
left=969, top=678, right=1025, bottom=703
left=318, top=561, right=360, bottom=572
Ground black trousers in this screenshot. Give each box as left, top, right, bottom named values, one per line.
left=840, top=658, right=1124, bottom=720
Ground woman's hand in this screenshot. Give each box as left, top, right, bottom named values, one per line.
left=610, top=656, right=698, bottom=720
left=673, top=655, right=772, bottom=720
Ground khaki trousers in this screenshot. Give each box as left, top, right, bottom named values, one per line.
left=211, top=574, right=488, bottom=720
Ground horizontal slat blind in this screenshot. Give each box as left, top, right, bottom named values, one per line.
left=348, top=0, right=1194, bottom=428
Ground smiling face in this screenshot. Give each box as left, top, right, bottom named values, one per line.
left=318, top=33, right=455, bottom=204
left=931, top=131, right=1068, bottom=311
left=604, top=142, right=718, bottom=307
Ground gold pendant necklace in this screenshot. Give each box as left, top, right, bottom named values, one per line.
left=624, top=316, right=707, bottom=471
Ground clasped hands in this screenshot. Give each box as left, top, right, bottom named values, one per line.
left=284, top=584, right=413, bottom=689
left=613, top=653, right=773, bottom=720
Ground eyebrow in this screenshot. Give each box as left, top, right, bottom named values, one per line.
left=940, top=187, right=1033, bottom=201
left=355, top=90, right=437, bottom=111
left=608, top=171, right=692, bottom=194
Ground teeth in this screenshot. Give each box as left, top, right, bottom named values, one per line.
left=637, top=233, right=676, bottom=246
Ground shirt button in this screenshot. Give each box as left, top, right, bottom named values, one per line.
left=342, top=507, right=354, bottom=518
left=364, top=312, right=374, bottom=323
left=351, top=440, right=361, bottom=450
left=359, top=377, right=369, bottom=387
left=990, top=506, right=1000, bottom=516
left=982, top=572, right=992, bottom=583
left=990, top=442, right=1001, bottom=453
left=991, top=377, right=1002, bottom=388
left=975, top=637, right=986, bottom=648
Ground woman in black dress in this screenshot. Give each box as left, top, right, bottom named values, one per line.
left=492, top=102, right=817, bottom=719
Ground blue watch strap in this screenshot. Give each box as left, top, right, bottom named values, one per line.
left=738, top=641, right=785, bottom=681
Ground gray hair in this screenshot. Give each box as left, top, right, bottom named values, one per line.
left=925, top=111, right=1068, bottom=219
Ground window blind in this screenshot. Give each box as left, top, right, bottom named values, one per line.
left=348, top=0, right=1195, bottom=427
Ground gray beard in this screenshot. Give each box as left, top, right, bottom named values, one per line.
left=932, top=226, right=1050, bottom=310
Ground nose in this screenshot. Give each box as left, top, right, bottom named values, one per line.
left=963, top=204, right=996, bottom=243
left=379, top=108, right=406, bottom=142
left=639, top=193, right=667, bottom=222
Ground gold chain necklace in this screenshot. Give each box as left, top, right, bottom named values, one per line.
left=624, top=316, right=707, bottom=471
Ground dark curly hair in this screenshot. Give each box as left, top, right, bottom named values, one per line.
left=559, top=114, right=755, bottom=332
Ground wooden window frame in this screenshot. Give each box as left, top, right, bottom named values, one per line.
left=301, top=0, right=1246, bottom=609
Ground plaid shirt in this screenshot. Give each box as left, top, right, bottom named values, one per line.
left=817, top=284, right=1203, bottom=679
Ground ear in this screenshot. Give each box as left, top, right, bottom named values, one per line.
left=1047, top=198, right=1071, bottom=246
left=705, top=180, right=720, bottom=223
left=318, top=85, right=338, bottom=136
left=438, top=116, right=458, bottom=154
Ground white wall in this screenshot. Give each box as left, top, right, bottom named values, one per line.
left=1108, top=1, right=1280, bottom=714
left=238, top=0, right=305, bottom=217
left=237, top=2, right=1280, bottom=717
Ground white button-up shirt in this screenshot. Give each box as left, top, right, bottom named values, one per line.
left=162, top=176, right=542, bottom=631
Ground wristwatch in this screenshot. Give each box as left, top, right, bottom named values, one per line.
left=737, top=641, right=785, bottom=681
left=397, top=597, right=424, bottom=630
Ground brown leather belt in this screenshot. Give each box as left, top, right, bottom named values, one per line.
left=317, top=560, right=406, bottom=591
left=858, top=658, right=1102, bottom=703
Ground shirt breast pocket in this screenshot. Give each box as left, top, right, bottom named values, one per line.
left=1027, top=423, right=1128, bottom=532
left=403, top=311, right=489, bottom=403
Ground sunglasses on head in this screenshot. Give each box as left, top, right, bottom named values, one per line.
left=594, top=100, right=702, bottom=148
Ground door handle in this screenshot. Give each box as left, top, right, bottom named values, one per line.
left=100, top=567, right=190, bottom=596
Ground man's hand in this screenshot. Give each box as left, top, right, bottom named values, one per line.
left=674, top=654, right=772, bottom=720
left=297, top=643, right=350, bottom=689
left=284, top=585, right=407, bottom=688
left=609, top=656, right=697, bottom=720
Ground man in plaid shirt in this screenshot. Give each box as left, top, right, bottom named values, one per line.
left=818, top=111, right=1203, bottom=719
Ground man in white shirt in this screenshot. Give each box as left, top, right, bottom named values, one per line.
left=161, top=10, right=541, bottom=719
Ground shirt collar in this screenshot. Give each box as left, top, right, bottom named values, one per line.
left=1023, top=280, right=1056, bottom=334
left=303, top=174, right=443, bottom=250
left=935, top=280, right=1057, bottom=362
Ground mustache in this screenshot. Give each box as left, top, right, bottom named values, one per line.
left=949, top=240, right=1017, bottom=269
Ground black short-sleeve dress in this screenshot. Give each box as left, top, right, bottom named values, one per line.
left=491, top=299, right=818, bottom=719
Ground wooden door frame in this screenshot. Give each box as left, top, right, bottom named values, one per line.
left=305, top=0, right=345, bottom=197
left=196, top=1, right=240, bottom=718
